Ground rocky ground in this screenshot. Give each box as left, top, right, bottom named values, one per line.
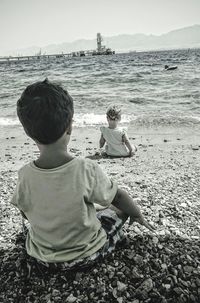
left=0, top=125, right=200, bottom=302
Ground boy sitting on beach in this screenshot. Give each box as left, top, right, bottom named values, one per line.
left=99, top=105, right=137, bottom=157
left=11, top=79, right=153, bottom=270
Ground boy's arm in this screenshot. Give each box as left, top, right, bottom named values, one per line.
left=20, top=210, right=28, bottom=220
left=122, top=133, right=135, bottom=156
left=112, top=188, right=154, bottom=231
left=99, top=133, right=106, bottom=148
left=11, top=171, right=28, bottom=221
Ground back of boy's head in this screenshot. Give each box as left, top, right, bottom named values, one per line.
left=106, top=105, right=121, bottom=121
left=17, top=79, right=74, bottom=144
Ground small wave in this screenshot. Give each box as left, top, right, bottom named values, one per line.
left=130, top=115, right=200, bottom=127
left=129, top=97, right=154, bottom=104
left=1, top=114, right=200, bottom=129
left=0, top=94, right=11, bottom=99
left=135, top=73, right=143, bottom=78
left=178, top=102, right=192, bottom=105
left=129, top=98, right=146, bottom=104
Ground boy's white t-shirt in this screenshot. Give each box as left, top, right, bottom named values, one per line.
left=11, top=158, right=117, bottom=263
left=100, top=126, right=129, bottom=156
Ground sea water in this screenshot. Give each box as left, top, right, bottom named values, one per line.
left=0, top=48, right=200, bottom=128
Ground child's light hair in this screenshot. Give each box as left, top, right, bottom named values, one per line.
left=106, top=105, right=121, bottom=121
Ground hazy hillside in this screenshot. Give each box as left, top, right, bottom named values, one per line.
left=6, top=24, right=200, bottom=56
left=103, top=25, right=200, bottom=51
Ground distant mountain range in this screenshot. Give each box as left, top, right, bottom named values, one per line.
left=6, top=24, right=200, bottom=56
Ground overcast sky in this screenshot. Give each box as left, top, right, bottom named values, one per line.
left=0, top=0, right=200, bottom=54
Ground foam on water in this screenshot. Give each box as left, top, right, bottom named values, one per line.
left=0, top=113, right=133, bottom=127
left=74, top=113, right=132, bottom=127
left=0, top=117, right=19, bottom=126
left=1, top=113, right=200, bottom=130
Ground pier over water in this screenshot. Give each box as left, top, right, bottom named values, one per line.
left=0, top=50, right=93, bottom=63
left=0, top=33, right=115, bottom=64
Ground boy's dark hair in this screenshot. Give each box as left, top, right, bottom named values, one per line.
left=17, top=79, right=74, bottom=144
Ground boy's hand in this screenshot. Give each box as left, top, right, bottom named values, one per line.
left=129, top=215, right=155, bottom=232
left=129, top=146, right=137, bottom=157
left=20, top=210, right=28, bottom=220
left=129, top=150, right=134, bottom=157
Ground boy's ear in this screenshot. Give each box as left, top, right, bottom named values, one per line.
left=66, top=120, right=73, bottom=135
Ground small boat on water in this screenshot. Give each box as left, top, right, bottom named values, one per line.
left=165, top=65, right=178, bottom=71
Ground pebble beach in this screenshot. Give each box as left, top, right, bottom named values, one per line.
left=0, top=122, right=200, bottom=303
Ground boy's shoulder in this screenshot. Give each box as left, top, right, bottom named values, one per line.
left=76, top=157, right=97, bottom=169
left=100, top=126, right=106, bottom=132
left=117, top=127, right=127, bottom=135
left=18, top=162, right=31, bottom=176
left=17, top=158, right=98, bottom=175
left=79, top=158, right=100, bottom=175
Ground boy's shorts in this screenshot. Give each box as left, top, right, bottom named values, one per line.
left=32, top=208, right=124, bottom=271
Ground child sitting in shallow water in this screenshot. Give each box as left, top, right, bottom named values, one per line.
left=99, top=105, right=137, bottom=157
left=11, top=80, right=152, bottom=270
